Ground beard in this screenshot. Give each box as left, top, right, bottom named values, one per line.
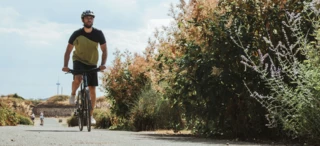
left=83, top=23, right=93, bottom=28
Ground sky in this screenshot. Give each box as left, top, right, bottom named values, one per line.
left=0, top=0, right=181, bottom=99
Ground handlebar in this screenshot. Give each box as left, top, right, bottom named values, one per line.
left=67, top=68, right=101, bottom=74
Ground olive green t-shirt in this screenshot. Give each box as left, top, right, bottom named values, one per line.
left=68, top=27, right=106, bottom=65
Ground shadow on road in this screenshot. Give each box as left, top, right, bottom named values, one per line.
left=137, top=134, right=278, bottom=146
left=25, top=130, right=79, bottom=132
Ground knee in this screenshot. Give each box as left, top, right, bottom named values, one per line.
left=89, top=87, right=96, bottom=93
left=74, top=76, right=82, bottom=84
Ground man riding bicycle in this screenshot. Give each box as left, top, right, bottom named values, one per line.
left=62, top=10, right=108, bottom=124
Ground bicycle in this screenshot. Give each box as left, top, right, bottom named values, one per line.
left=67, top=68, right=100, bottom=132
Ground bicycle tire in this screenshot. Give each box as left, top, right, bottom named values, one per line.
left=77, top=93, right=83, bottom=131
left=85, top=89, right=91, bottom=132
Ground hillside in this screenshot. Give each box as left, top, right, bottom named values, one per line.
left=0, top=94, right=34, bottom=126
left=37, top=95, right=70, bottom=106
left=0, top=94, right=34, bottom=115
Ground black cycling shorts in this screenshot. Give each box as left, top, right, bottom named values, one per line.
left=73, top=61, right=98, bottom=86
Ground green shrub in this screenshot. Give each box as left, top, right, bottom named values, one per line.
left=129, top=84, right=184, bottom=131
left=130, top=86, right=157, bottom=131
left=0, top=100, right=32, bottom=126
left=93, top=109, right=111, bottom=129
left=18, top=115, right=32, bottom=125
left=67, top=116, right=78, bottom=127
left=0, top=104, right=19, bottom=126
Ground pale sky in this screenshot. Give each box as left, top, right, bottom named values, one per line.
left=0, top=0, right=180, bottom=99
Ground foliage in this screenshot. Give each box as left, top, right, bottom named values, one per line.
left=12, top=93, right=24, bottom=100
left=0, top=96, right=33, bottom=126
left=235, top=0, right=320, bottom=143
left=102, top=0, right=320, bottom=143
left=18, top=114, right=33, bottom=125
left=129, top=84, right=184, bottom=131
left=67, top=116, right=78, bottom=127
left=93, top=109, right=112, bottom=129
left=152, top=0, right=283, bottom=138
left=102, top=50, right=150, bottom=119
left=0, top=103, right=19, bottom=126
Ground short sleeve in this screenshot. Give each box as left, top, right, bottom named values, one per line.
left=68, top=31, right=78, bottom=45
left=99, top=31, right=106, bottom=45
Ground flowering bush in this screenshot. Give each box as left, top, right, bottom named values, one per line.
left=235, top=0, right=320, bottom=142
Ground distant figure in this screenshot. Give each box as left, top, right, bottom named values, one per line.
left=40, top=112, right=44, bottom=126
left=30, top=113, right=35, bottom=125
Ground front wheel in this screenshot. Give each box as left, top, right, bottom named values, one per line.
left=77, top=99, right=84, bottom=131
left=85, top=89, right=91, bottom=132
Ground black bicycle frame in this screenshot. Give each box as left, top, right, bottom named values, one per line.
left=81, top=72, right=88, bottom=93
left=67, top=67, right=100, bottom=103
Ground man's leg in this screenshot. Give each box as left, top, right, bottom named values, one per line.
left=88, top=86, right=96, bottom=116
left=71, top=61, right=85, bottom=104
left=72, top=75, right=82, bottom=95
left=70, top=75, right=82, bottom=104
left=86, top=64, right=98, bottom=123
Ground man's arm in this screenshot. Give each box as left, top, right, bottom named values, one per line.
left=100, top=43, right=107, bottom=66
left=63, top=44, right=74, bottom=70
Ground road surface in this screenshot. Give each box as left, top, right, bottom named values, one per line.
left=0, top=118, right=286, bottom=146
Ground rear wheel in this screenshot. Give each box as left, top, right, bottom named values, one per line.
left=78, top=110, right=83, bottom=131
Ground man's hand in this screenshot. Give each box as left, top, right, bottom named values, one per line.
left=99, top=65, right=106, bottom=71
left=62, top=67, right=69, bottom=72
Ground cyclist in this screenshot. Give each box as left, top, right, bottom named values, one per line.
left=62, top=10, right=108, bottom=124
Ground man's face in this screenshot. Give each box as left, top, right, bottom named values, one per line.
left=82, top=16, right=94, bottom=28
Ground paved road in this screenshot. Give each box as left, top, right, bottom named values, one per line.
left=0, top=118, right=285, bottom=146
